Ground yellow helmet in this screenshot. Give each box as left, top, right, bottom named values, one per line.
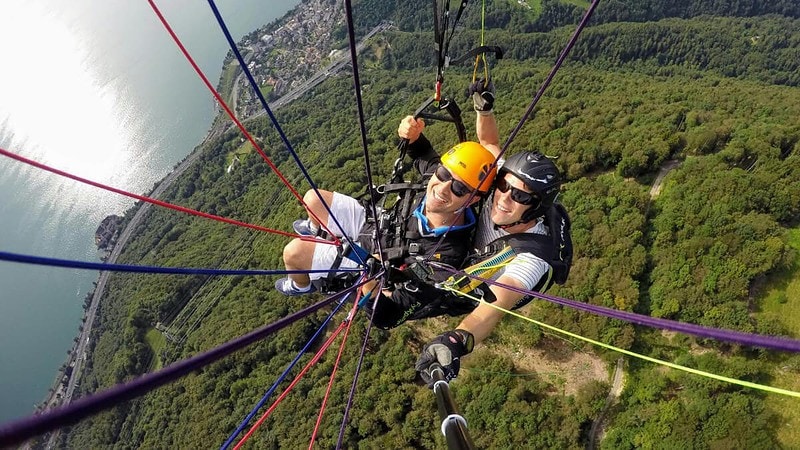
left=440, top=141, right=497, bottom=193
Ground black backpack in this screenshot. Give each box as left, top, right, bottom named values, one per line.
left=552, top=203, right=574, bottom=284
left=538, top=202, right=573, bottom=285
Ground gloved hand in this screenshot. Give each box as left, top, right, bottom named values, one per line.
left=467, top=78, right=495, bottom=114
left=415, top=329, right=474, bottom=387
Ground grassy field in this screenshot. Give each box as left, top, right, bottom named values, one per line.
left=226, top=141, right=254, bottom=169
left=258, top=83, right=274, bottom=100
left=145, top=328, right=167, bottom=371
left=509, top=0, right=542, bottom=16
left=561, top=0, right=591, bottom=8
left=218, top=61, right=240, bottom=104
left=768, top=369, right=800, bottom=447
left=756, top=227, right=800, bottom=447
left=758, top=228, right=800, bottom=332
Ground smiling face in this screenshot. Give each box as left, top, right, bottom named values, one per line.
left=490, top=173, right=535, bottom=227
left=424, top=165, right=478, bottom=215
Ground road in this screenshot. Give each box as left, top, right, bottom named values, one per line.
left=66, top=149, right=204, bottom=398
left=584, top=160, right=683, bottom=449
left=586, top=160, right=680, bottom=450
left=38, top=146, right=206, bottom=449
left=52, top=19, right=389, bottom=411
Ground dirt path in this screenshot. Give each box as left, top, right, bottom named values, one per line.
left=580, top=159, right=681, bottom=448
left=649, top=159, right=681, bottom=198
left=492, top=338, right=608, bottom=396
left=587, top=358, right=624, bottom=449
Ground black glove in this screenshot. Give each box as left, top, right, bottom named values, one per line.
left=467, top=78, right=495, bottom=114
left=415, top=329, right=475, bottom=387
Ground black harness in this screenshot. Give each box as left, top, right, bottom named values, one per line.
left=315, top=179, right=450, bottom=293
left=470, top=233, right=555, bottom=308
left=465, top=203, right=573, bottom=309
left=366, top=181, right=428, bottom=262
left=362, top=179, right=469, bottom=287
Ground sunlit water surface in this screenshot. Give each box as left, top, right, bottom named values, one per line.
left=0, top=0, right=298, bottom=422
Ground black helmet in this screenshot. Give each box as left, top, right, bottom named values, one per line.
left=498, top=152, right=561, bottom=222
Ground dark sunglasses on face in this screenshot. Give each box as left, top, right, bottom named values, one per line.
left=496, top=177, right=540, bottom=206
left=435, top=164, right=474, bottom=197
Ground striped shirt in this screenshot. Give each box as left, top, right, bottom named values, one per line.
left=474, top=196, right=552, bottom=291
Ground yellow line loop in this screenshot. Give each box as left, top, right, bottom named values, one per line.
left=443, top=287, right=800, bottom=398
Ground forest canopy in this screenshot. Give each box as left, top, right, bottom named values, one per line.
left=58, top=1, right=800, bottom=449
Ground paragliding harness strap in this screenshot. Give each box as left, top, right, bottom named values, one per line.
left=371, top=182, right=427, bottom=267
left=411, top=46, right=503, bottom=150
left=414, top=96, right=467, bottom=144
left=433, top=0, right=470, bottom=100
left=439, top=244, right=516, bottom=294
left=431, top=0, right=503, bottom=101
left=442, top=203, right=573, bottom=309
left=313, top=240, right=370, bottom=294
left=387, top=96, right=466, bottom=188
left=449, top=46, right=504, bottom=67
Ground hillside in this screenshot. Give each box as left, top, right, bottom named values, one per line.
left=57, top=1, right=800, bottom=448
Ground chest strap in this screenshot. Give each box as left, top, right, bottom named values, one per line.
left=438, top=245, right=516, bottom=294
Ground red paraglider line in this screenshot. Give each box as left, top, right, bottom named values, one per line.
left=309, top=289, right=363, bottom=447
left=233, top=321, right=348, bottom=450
left=146, top=0, right=341, bottom=244
left=0, top=147, right=331, bottom=244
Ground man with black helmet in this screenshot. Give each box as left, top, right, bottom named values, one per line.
left=413, top=79, right=572, bottom=385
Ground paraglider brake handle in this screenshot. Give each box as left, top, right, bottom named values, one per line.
left=397, top=98, right=437, bottom=149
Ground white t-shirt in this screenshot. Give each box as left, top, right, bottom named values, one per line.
left=473, top=197, right=552, bottom=291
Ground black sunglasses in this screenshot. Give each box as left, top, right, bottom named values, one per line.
left=434, top=165, right=473, bottom=197
left=496, top=177, right=540, bottom=206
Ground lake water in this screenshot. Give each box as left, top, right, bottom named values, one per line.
left=0, top=0, right=299, bottom=422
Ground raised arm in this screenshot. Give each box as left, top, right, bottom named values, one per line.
left=470, top=78, right=501, bottom=158
left=476, top=112, right=501, bottom=158
left=454, top=274, right=525, bottom=344
left=398, top=115, right=424, bottom=143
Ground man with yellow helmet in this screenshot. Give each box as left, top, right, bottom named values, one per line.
left=277, top=115, right=496, bottom=328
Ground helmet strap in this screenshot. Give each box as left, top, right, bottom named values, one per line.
left=495, top=220, right=518, bottom=230
left=494, top=215, right=538, bottom=231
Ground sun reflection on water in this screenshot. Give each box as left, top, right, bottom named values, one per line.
left=0, top=0, right=148, bottom=224
left=0, top=0, right=302, bottom=422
